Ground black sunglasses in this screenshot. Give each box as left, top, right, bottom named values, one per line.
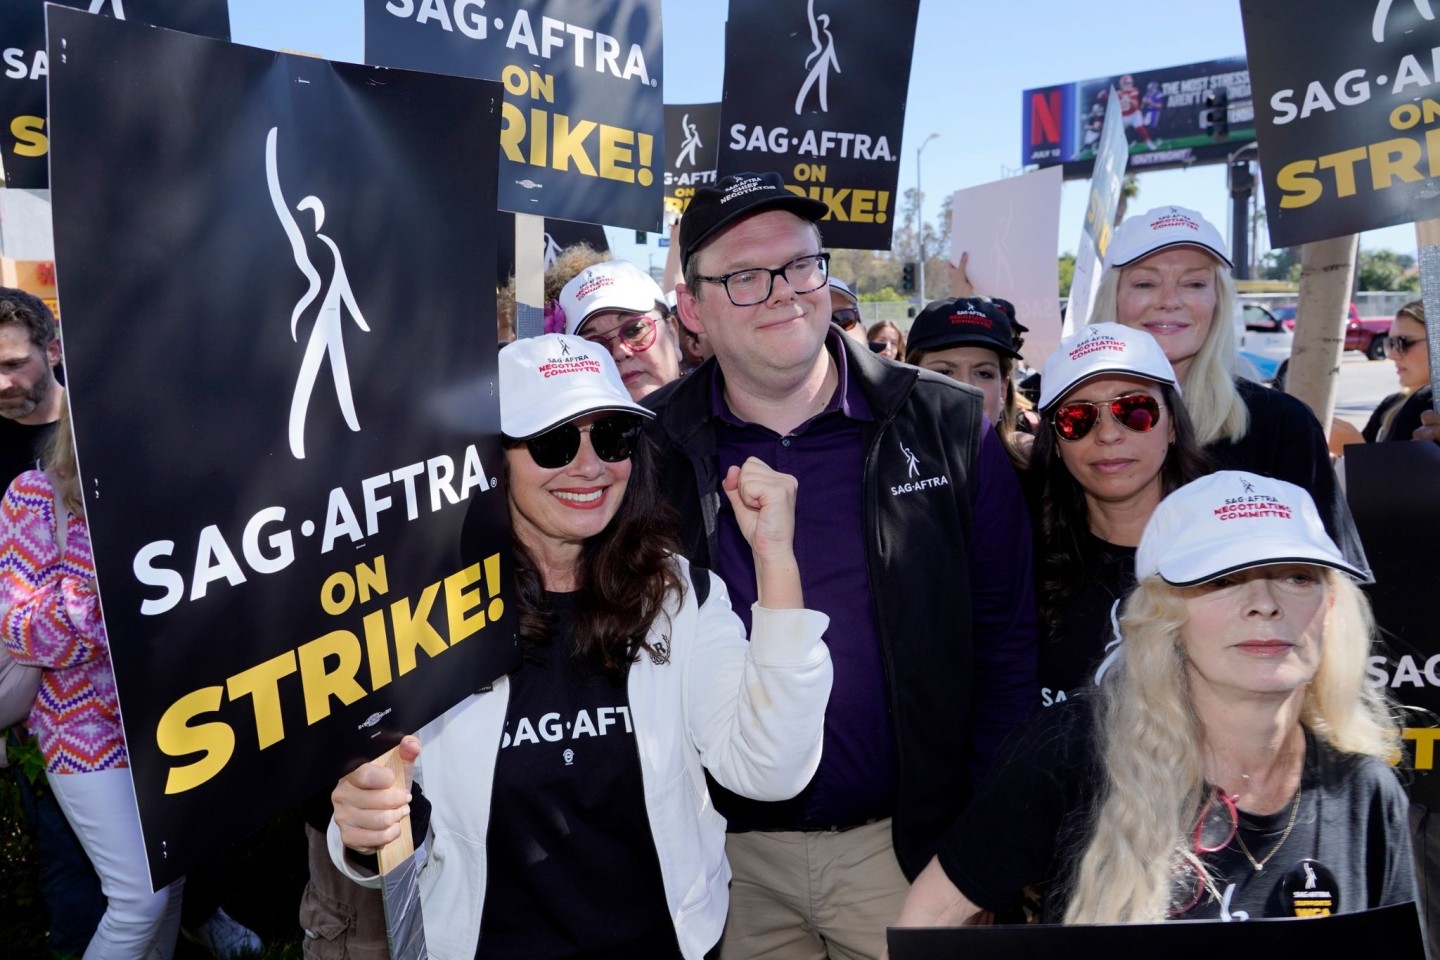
left=1386, top=334, right=1424, bottom=355
left=1051, top=392, right=1164, bottom=442
left=516, top=414, right=644, bottom=469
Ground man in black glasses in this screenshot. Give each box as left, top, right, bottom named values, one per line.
left=643, top=172, right=1038, bottom=960
left=559, top=259, right=684, bottom=402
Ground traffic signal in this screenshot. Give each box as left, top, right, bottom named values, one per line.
left=901, top=262, right=916, bottom=293
left=1203, top=89, right=1229, bottom=140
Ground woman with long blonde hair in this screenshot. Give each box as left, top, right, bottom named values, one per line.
left=1087, top=206, right=1366, bottom=570
left=895, top=471, right=1416, bottom=927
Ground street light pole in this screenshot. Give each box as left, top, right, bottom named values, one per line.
left=916, top=132, right=939, bottom=304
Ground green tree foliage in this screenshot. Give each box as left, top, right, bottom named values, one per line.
left=1058, top=252, right=1076, bottom=298
left=1356, top=249, right=1419, bottom=291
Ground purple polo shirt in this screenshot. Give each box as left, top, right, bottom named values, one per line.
left=710, top=334, right=895, bottom=829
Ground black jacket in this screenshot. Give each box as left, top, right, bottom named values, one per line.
left=641, top=335, right=1038, bottom=878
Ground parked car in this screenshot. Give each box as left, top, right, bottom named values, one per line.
left=1236, top=302, right=1293, bottom=386
left=1272, top=302, right=1390, bottom=359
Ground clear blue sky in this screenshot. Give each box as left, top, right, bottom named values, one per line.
left=227, top=0, right=1418, bottom=268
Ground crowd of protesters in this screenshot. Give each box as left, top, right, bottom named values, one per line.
left=2, top=174, right=1435, bottom=960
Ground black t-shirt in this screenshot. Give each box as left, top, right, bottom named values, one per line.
left=0, top=416, right=56, bottom=488
left=476, top=592, right=677, bottom=960
left=1037, top=533, right=1135, bottom=709
left=1363, top=386, right=1433, bottom=443
left=937, top=699, right=1417, bottom=923
left=1208, top=378, right=1368, bottom=572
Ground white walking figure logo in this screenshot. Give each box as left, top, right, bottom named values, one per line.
left=266, top=127, right=370, bottom=460
left=677, top=114, right=702, bottom=167
left=88, top=0, right=126, bottom=16
left=1304, top=862, right=1318, bottom=889
left=794, top=0, right=841, bottom=115
left=1373, top=0, right=1435, bottom=42
left=902, top=442, right=920, bottom=478
left=543, top=232, right=562, bottom=270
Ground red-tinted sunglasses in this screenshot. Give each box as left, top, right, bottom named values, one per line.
left=1051, top=392, right=1164, bottom=442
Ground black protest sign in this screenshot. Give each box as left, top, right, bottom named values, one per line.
left=716, top=0, right=919, bottom=250
left=0, top=0, right=229, bottom=189
left=365, top=0, right=663, bottom=233
left=495, top=213, right=610, bottom=289
left=46, top=7, right=515, bottom=888
left=1346, top=442, right=1440, bottom=798
left=665, top=102, right=720, bottom=215
left=1241, top=0, right=1440, bottom=247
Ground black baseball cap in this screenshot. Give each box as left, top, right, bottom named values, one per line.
left=679, top=172, right=828, bottom=270
left=908, top=297, right=1023, bottom=359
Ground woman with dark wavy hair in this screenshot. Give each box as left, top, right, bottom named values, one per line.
left=328, top=334, right=832, bottom=960
left=1028, top=323, right=1210, bottom=708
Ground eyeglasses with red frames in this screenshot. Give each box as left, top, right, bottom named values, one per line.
left=1171, top=787, right=1239, bottom=915
left=509, top=414, right=644, bottom=470
left=581, top=313, right=661, bottom=354
left=1051, top=392, right=1164, bottom=442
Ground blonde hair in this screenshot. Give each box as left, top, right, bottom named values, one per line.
left=1063, top=570, right=1399, bottom=924
left=1088, top=261, right=1249, bottom=446
left=42, top=395, right=83, bottom=517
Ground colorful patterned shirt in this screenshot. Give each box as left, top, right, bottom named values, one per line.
left=0, top=470, right=125, bottom=773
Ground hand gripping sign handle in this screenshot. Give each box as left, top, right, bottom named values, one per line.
left=376, top=744, right=428, bottom=960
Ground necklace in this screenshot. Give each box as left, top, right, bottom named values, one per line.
left=1232, top=784, right=1302, bottom=872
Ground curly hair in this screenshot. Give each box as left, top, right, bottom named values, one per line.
left=1029, top=382, right=1211, bottom=642
left=0, top=287, right=57, bottom=349
left=1088, top=263, right=1249, bottom=446
left=507, top=431, right=686, bottom=681
left=1062, top=571, right=1400, bottom=923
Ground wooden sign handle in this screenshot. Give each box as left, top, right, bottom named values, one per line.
left=375, top=744, right=415, bottom=875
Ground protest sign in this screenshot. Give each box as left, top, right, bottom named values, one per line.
left=1240, top=0, right=1440, bottom=248
left=495, top=213, right=610, bottom=290
left=1021, top=56, right=1253, bottom=180
left=1065, top=91, right=1129, bottom=335
left=1346, top=439, right=1440, bottom=945
left=46, top=7, right=514, bottom=888
left=716, top=0, right=920, bottom=250
left=948, top=166, right=1064, bottom=368
left=890, top=903, right=1424, bottom=960
left=0, top=0, right=230, bottom=189
left=665, top=102, right=720, bottom=215
left=364, top=0, right=663, bottom=233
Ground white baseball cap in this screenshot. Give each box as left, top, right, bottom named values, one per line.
left=1104, top=205, right=1232, bottom=270
left=828, top=277, right=859, bottom=306
left=558, top=260, right=666, bottom=337
left=1135, top=471, right=1368, bottom=587
left=499, top=334, right=653, bottom=440
left=1038, top=322, right=1180, bottom=410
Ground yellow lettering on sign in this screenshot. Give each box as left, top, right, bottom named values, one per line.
left=153, top=553, right=510, bottom=793
left=9, top=116, right=46, bottom=157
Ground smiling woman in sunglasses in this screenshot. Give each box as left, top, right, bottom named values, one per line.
left=1027, top=323, right=1210, bottom=709
left=896, top=470, right=1416, bottom=928
left=1361, top=300, right=1432, bottom=444
left=329, top=334, right=832, bottom=960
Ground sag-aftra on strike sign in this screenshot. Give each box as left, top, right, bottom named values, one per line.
left=1242, top=0, right=1440, bottom=246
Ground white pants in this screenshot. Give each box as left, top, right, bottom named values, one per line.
left=48, top=766, right=184, bottom=960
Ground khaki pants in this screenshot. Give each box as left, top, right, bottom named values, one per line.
left=719, top=819, right=909, bottom=960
